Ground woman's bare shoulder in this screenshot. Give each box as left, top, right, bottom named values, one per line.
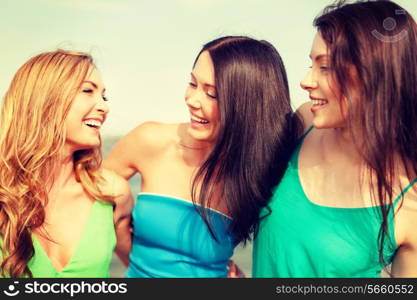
left=121, top=121, right=184, bottom=155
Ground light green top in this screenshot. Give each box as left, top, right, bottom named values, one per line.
left=28, top=200, right=116, bottom=277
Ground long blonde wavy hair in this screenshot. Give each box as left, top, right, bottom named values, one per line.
left=0, top=50, right=114, bottom=277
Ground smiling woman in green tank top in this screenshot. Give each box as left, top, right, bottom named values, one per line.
left=0, top=50, right=133, bottom=278
left=254, top=0, right=417, bottom=278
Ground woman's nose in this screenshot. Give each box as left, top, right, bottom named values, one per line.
left=300, top=69, right=318, bottom=91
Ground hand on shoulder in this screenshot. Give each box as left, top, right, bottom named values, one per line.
left=99, top=169, right=134, bottom=266
left=296, top=101, right=313, bottom=134
left=99, top=168, right=134, bottom=224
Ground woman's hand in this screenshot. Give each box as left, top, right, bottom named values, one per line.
left=227, top=260, right=245, bottom=278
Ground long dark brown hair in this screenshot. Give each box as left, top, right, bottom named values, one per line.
left=191, top=36, right=301, bottom=244
left=314, top=0, right=417, bottom=268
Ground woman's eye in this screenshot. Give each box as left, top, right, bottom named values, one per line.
left=320, top=66, right=329, bottom=71
left=83, top=89, right=93, bottom=93
left=207, top=93, right=217, bottom=99
left=189, top=82, right=197, bottom=88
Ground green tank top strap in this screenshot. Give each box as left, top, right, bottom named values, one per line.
left=299, top=125, right=314, bottom=141
left=393, top=178, right=417, bottom=206
left=289, top=125, right=314, bottom=166
left=296, top=125, right=414, bottom=208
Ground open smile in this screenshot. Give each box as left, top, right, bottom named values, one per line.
left=83, top=118, right=103, bottom=129
left=190, top=114, right=209, bottom=124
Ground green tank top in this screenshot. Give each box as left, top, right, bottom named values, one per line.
left=28, top=200, right=116, bottom=277
left=253, top=127, right=416, bottom=278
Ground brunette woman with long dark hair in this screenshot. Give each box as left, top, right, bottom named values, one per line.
left=104, top=36, right=300, bottom=277
left=254, top=0, right=417, bottom=277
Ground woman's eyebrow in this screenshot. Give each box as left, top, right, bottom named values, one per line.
left=190, top=72, right=215, bottom=88
left=83, top=81, right=98, bottom=89
left=82, top=81, right=106, bottom=93
left=309, top=54, right=329, bottom=61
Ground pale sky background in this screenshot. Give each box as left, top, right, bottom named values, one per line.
left=1, top=0, right=416, bottom=137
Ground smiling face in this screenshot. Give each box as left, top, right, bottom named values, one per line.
left=64, top=67, right=109, bottom=153
left=300, top=32, right=348, bottom=129
left=184, top=50, right=220, bottom=143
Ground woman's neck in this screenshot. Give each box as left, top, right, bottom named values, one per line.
left=330, top=126, right=363, bottom=163
left=47, top=150, right=76, bottom=195
left=178, top=129, right=215, bottom=167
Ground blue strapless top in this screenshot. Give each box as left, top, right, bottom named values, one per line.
left=126, top=193, right=236, bottom=278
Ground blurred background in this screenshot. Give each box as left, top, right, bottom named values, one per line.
left=1, top=0, right=416, bottom=277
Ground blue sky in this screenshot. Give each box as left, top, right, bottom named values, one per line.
left=1, top=0, right=416, bottom=136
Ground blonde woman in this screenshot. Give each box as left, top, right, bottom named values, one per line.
left=0, top=50, right=133, bottom=278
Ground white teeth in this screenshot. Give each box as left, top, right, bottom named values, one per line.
left=311, top=99, right=328, bottom=106
left=191, top=115, right=209, bottom=124
left=83, top=120, right=102, bottom=128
